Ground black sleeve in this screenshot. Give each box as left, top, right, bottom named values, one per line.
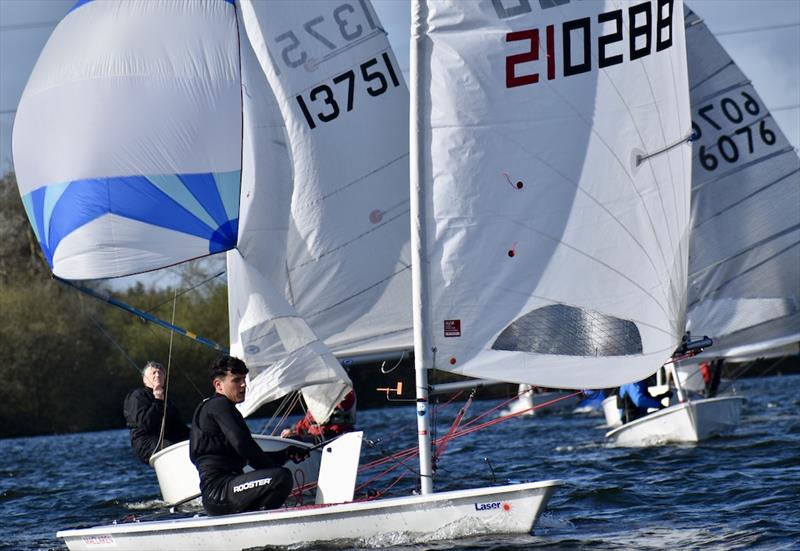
left=208, top=398, right=285, bottom=470
left=124, top=389, right=164, bottom=434
left=166, top=403, right=190, bottom=441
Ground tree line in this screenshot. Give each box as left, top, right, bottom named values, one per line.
left=0, top=172, right=228, bottom=438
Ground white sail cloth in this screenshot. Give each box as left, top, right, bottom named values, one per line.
left=235, top=1, right=412, bottom=353
left=229, top=22, right=351, bottom=421
left=684, top=7, right=800, bottom=360
left=13, top=0, right=242, bottom=279
left=412, top=0, right=693, bottom=388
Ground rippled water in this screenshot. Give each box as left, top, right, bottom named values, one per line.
left=2, top=375, right=799, bottom=550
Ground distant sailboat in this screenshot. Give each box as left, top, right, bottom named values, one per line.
left=605, top=5, right=799, bottom=446
left=14, top=0, right=694, bottom=548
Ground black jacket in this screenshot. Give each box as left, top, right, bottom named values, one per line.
left=190, top=393, right=286, bottom=502
left=123, top=387, right=190, bottom=464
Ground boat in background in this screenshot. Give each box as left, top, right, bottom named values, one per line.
left=15, top=0, right=695, bottom=547
left=501, top=385, right=582, bottom=417
left=605, top=5, right=799, bottom=447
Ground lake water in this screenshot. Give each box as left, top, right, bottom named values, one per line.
left=2, top=375, right=799, bottom=550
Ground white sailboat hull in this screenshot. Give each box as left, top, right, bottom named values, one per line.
left=605, top=396, right=744, bottom=446
left=58, top=480, right=561, bottom=550
left=150, top=435, right=320, bottom=505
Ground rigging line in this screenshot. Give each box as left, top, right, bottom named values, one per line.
left=259, top=391, right=298, bottom=435
left=715, top=22, right=800, bottom=37
left=144, top=269, right=226, bottom=314
left=0, top=20, right=60, bottom=32
left=692, top=166, right=799, bottom=231
left=687, top=229, right=800, bottom=304
left=771, top=105, right=800, bottom=112
left=139, top=322, right=205, bottom=399
left=454, top=392, right=584, bottom=439
left=85, top=315, right=141, bottom=375
left=155, top=288, right=179, bottom=455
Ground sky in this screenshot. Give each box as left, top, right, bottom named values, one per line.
left=1, top=0, right=798, bottom=176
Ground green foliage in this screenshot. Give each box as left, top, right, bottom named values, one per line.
left=0, top=172, right=229, bottom=437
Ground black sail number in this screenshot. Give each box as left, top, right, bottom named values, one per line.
left=692, top=90, right=779, bottom=172
left=296, top=53, right=401, bottom=130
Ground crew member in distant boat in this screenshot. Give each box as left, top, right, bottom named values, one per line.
left=699, top=359, right=723, bottom=398
left=190, top=355, right=309, bottom=516
left=280, top=388, right=356, bottom=443
left=617, top=379, right=672, bottom=423
left=123, top=361, right=190, bottom=464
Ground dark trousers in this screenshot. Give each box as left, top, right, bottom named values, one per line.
left=203, top=467, right=293, bottom=516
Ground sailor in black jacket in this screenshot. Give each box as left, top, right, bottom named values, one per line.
left=123, top=361, right=189, bottom=464
left=190, top=355, right=308, bottom=516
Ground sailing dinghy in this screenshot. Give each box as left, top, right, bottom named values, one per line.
left=605, top=6, right=799, bottom=447
left=14, top=0, right=696, bottom=548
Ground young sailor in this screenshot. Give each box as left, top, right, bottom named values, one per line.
left=190, top=355, right=309, bottom=516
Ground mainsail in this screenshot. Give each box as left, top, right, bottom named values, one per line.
left=232, top=0, right=414, bottom=416
left=684, top=7, right=800, bottom=360
left=238, top=0, right=413, bottom=359
left=412, top=0, right=693, bottom=389
left=13, top=0, right=242, bottom=279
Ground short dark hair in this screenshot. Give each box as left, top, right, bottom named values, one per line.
left=211, top=355, right=248, bottom=379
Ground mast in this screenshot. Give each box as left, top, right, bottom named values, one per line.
left=409, top=0, right=433, bottom=495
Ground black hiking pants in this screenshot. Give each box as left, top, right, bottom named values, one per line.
left=203, top=467, right=293, bottom=516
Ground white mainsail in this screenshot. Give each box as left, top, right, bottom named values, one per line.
left=684, top=7, right=800, bottom=360
left=239, top=0, right=413, bottom=357
left=231, top=0, right=414, bottom=419
left=228, top=12, right=350, bottom=421
left=413, top=0, right=693, bottom=390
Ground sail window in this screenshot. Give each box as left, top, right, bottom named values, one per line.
left=492, top=304, right=643, bottom=356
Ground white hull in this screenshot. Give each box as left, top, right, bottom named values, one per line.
left=150, top=435, right=320, bottom=505
left=58, top=480, right=561, bottom=550
left=605, top=396, right=744, bottom=446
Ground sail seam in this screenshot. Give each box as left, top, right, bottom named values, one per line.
left=688, top=229, right=800, bottom=303
left=693, top=165, right=799, bottom=230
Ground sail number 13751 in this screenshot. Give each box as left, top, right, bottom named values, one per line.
left=295, top=52, right=400, bottom=130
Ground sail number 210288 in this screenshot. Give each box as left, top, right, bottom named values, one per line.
left=499, top=0, right=676, bottom=88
